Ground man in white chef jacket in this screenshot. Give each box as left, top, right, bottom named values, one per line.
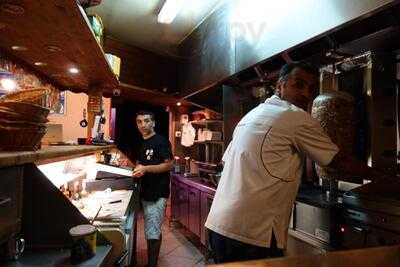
left=206, top=61, right=386, bottom=264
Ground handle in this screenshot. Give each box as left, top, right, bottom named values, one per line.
left=16, top=238, right=25, bottom=255
left=352, top=226, right=365, bottom=233
left=0, top=197, right=11, bottom=207
left=113, top=250, right=128, bottom=267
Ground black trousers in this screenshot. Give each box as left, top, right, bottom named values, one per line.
left=208, top=230, right=284, bottom=264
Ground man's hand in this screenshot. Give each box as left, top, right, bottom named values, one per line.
left=133, top=164, right=147, bottom=178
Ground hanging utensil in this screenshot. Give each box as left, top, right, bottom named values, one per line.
left=80, top=108, right=88, bottom=127
left=90, top=205, right=102, bottom=225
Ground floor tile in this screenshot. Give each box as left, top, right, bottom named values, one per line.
left=135, top=205, right=208, bottom=266
left=158, top=254, right=199, bottom=267
left=166, top=242, right=204, bottom=261
left=192, top=259, right=208, bottom=267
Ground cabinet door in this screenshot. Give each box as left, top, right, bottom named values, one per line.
left=200, top=192, right=214, bottom=246
left=178, top=183, right=189, bottom=228
left=0, top=166, right=23, bottom=242
left=170, top=177, right=180, bottom=221
left=188, top=187, right=201, bottom=237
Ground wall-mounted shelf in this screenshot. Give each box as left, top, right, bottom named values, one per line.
left=190, top=120, right=223, bottom=126
left=0, top=145, right=115, bottom=168
left=194, top=140, right=224, bottom=145
left=0, top=1, right=118, bottom=93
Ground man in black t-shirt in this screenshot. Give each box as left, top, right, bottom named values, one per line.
left=133, top=110, right=173, bottom=267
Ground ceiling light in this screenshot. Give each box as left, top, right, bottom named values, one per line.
left=0, top=78, right=17, bottom=91
left=34, top=62, right=47, bottom=66
left=45, top=45, right=62, bottom=53
left=11, top=45, right=28, bottom=51
left=69, top=67, right=79, bottom=74
left=0, top=68, right=16, bottom=92
left=158, top=0, right=184, bottom=24
left=176, top=102, right=182, bottom=106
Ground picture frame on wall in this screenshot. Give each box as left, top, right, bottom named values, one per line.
left=49, top=91, right=66, bottom=115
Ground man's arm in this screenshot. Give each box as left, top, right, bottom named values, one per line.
left=140, top=160, right=173, bottom=174
left=328, top=151, right=389, bottom=183
left=133, top=160, right=173, bottom=177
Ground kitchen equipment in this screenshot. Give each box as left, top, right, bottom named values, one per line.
left=312, top=91, right=356, bottom=183
left=90, top=206, right=102, bottom=225
left=204, top=130, right=222, bottom=141
left=289, top=185, right=343, bottom=250
left=77, top=138, right=86, bottom=145
left=189, top=159, right=199, bottom=175
left=0, top=236, right=25, bottom=261
left=184, top=157, right=190, bottom=174
left=0, top=167, right=23, bottom=253
left=208, top=173, right=221, bottom=186
left=79, top=109, right=88, bottom=128
left=69, top=224, right=97, bottom=263
left=173, top=156, right=183, bottom=174
left=342, top=178, right=400, bottom=248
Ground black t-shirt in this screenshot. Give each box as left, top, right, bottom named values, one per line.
left=137, top=134, right=173, bottom=201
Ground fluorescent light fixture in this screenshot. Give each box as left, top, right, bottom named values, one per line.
left=69, top=67, right=79, bottom=74
left=11, top=45, right=28, bottom=51
left=34, top=62, right=47, bottom=66
left=158, top=0, right=184, bottom=24
left=0, top=78, right=16, bottom=91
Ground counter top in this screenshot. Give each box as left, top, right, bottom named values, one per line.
left=210, top=245, right=400, bottom=267
left=3, top=245, right=112, bottom=267
left=0, top=145, right=116, bottom=168
left=172, top=173, right=216, bottom=195
left=172, top=174, right=342, bottom=208
left=296, top=185, right=342, bottom=209
left=74, top=190, right=134, bottom=223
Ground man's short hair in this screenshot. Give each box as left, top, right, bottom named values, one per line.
left=136, top=110, right=155, bottom=121
left=278, top=61, right=319, bottom=82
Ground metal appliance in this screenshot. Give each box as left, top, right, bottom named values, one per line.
left=0, top=166, right=24, bottom=261
left=342, top=179, right=400, bottom=248
left=289, top=186, right=344, bottom=251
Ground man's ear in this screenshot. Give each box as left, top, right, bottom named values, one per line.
left=275, top=80, right=282, bottom=97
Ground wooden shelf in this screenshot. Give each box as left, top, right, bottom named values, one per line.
left=119, top=82, right=213, bottom=108
left=0, top=1, right=118, bottom=93
left=190, top=120, right=223, bottom=126
left=194, top=140, right=224, bottom=145
left=0, top=145, right=115, bottom=168
left=119, top=82, right=184, bottom=106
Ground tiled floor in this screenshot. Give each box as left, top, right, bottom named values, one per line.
left=133, top=204, right=320, bottom=266
left=135, top=206, right=212, bottom=267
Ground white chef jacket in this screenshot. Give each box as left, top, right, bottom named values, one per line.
left=181, top=122, right=196, bottom=147
left=205, top=95, right=339, bottom=248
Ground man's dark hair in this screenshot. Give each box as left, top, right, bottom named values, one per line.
left=278, top=61, right=319, bottom=82
left=136, top=110, right=155, bottom=121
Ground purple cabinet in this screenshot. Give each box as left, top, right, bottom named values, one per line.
left=178, top=183, right=189, bottom=229
left=171, top=179, right=180, bottom=221
left=171, top=174, right=215, bottom=245
left=200, top=192, right=214, bottom=246
left=188, top=187, right=201, bottom=237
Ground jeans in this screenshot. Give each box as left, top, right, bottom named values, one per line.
left=208, top=230, right=284, bottom=264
